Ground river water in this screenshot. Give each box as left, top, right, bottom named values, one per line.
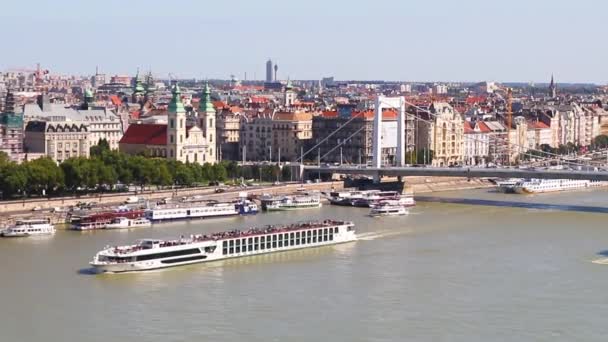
left=1, top=188, right=608, bottom=341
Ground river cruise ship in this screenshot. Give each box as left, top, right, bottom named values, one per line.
left=262, top=195, right=322, bottom=211
left=90, top=220, right=356, bottom=273
left=513, top=179, right=608, bottom=194
left=1, top=219, right=55, bottom=237
left=144, top=200, right=258, bottom=222
left=105, top=217, right=152, bottom=230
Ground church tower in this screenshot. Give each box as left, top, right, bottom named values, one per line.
left=132, top=70, right=145, bottom=105
left=549, top=74, right=557, bottom=98
left=167, top=82, right=186, bottom=162
left=284, top=79, right=296, bottom=108
left=199, top=82, right=216, bottom=162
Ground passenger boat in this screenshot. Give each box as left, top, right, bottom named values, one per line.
left=495, top=178, right=523, bottom=193
left=1, top=218, right=55, bottom=237
left=263, top=195, right=322, bottom=211
left=513, top=179, right=608, bottom=194
left=144, top=200, right=258, bottom=222
left=352, top=191, right=401, bottom=207
left=369, top=201, right=408, bottom=217
left=327, top=190, right=366, bottom=206
left=105, top=217, right=152, bottom=230
left=72, top=210, right=145, bottom=231
left=90, top=219, right=356, bottom=273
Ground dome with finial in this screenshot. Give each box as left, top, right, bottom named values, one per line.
left=199, top=82, right=215, bottom=113
left=285, top=78, right=294, bottom=90
left=133, top=70, right=145, bottom=95
left=84, top=88, right=94, bottom=100
left=168, top=83, right=185, bottom=113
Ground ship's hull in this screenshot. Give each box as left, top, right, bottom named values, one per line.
left=266, top=203, right=322, bottom=211
left=91, top=233, right=356, bottom=273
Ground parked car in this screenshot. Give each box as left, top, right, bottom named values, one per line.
left=214, top=188, right=226, bottom=193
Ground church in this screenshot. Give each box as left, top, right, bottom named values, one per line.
left=119, top=82, right=216, bottom=164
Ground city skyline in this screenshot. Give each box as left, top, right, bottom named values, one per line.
left=1, top=0, right=607, bottom=84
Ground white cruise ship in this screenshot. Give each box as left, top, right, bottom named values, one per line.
left=1, top=218, right=55, bottom=238
left=145, top=200, right=258, bottom=222
left=369, top=201, right=408, bottom=217
left=90, top=220, right=356, bottom=273
left=513, top=179, right=608, bottom=194
left=263, top=195, right=322, bottom=211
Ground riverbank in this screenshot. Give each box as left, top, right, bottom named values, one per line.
left=404, top=176, right=493, bottom=193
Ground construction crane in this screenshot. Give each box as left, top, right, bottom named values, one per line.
left=506, top=87, right=513, bottom=166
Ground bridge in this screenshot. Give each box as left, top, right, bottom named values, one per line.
left=301, top=165, right=608, bottom=181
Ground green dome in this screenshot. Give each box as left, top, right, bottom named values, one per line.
left=84, top=88, right=94, bottom=99
left=199, top=82, right=215, bottom=113
left=168, top=83, right=185, bottom=113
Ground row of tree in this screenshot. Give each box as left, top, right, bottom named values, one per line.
left=0, top=140, right=294, bottom=200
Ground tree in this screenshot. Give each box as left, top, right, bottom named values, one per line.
left=593, top=135, right=608, bottom=149
left=0, top=163, right=27, bottom=198
left=174, top=163, right=195, bottom=186
left=24, top=157, right=64, bottom=196
left=90, top=138, right=111, bottom=157
left=212, top=163, right=227, bottom=181
left=154, top=162, right=173, bottom=188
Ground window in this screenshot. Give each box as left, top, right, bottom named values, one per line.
left=180, top=119, right=183, bottom=128
left=222, top=241, right=228, bottom=255
left=170, top=135, right=174, bottom=143
left=170, top=119, right=174, bottom=129
left=295, top=232, right=300, bottom=245
left=272, top=234, right=277, bottom=248
left=260, top=236, right=265, bottom=250
left=290, top=232, right=295, bottom=246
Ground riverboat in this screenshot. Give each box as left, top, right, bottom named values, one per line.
left=72, top=210, right=145, bottom=231
left=1, top=218, right=55, bottom=237
left=90, top=219, right=356, bottom=273
left=105, top=217, right=152, bottom=230
left=263, top=195, right=322, bottom=211
left=513, top=179, right=608, bottom=194
left=144, top=200, right=258, bottom=222
left=369, top=201, right=409, bottom=217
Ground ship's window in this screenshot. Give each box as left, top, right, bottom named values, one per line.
left=267, top=239, right=271, bottom=249
left=307, top=231, right=311, bottom=244
left=260, top=238, right=265, bottom=250
left=261, top=236, right=265, bottom=244
left=242, top=238, right=246, bottom=247
left=295, top=232, right=300, bottom=245
left=323, top=234, right=328, bottom=242
left=229, top=240, right=234, bottom=247
left=255, top=237, right=259, bottom=243
left=278, top=239, right=283, bottom=248
left=236, top=246, right=240, bottom=253
left=248, top=238, right=253, bottom=245
left=229, top=247, right=234, bottom=254
left=323, top=228, right=328, bottom=235
left=272, top=237, right=277, bottom=248
left=313, top=234, right=317, bottom=243
left=236, top=239, right=240, bottom=246
left=334, top=227, right=339, bottom=234
left=248, top=244, right=253, bottom=252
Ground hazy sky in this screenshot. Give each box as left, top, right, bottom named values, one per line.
left=1, top=0, right=606, bottom=83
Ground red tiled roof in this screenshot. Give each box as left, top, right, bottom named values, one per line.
left=110, top=95, right=122, bottom=106
left=477, top=121, right=492, bottom=133
left=213, top=100, right=228, bottom=109
left=531, top=121, right=550, bottom=129
left=464, top=121, right=474, bottom=133
left=120, top=124, right=167, bottom=146
left=322, top=110, right=338, bottom=118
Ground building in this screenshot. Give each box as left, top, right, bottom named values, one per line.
left=463, top=121, right=490, bottom=165
left=0, top=89, right=24, bottom=160
left=23, top=94, right=123, bottom=150
left=417, top=102, right=464, bottom=167
left=266, top=59, right=273, bottom=82
left=119, top=83, right=215, bottom=164
left=240, top=110, right=313, bottom=162
left=24, top=121, right=90, bottom=163
left=284, top=80, right=296, bottom=107
left=216, top=106, right=242, bottom=161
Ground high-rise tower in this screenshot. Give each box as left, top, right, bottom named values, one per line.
left=167, top=82, right=186, bottom=161
left=266, top=59, right=273, bottom=82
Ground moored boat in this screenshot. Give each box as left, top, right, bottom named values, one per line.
left=1, top=218, right=55, bottom=237
left=513, top=179, right=608, bottom=194
left=144, top=200, right=258, bottom=222
left=90, top=219, right=356, bottom=273
left=105, top=217, right=152, bottom=230
left=263, top=195, right=322, bottom=211
left=72, top=210, right=145, bottom=231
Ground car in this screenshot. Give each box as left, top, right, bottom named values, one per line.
left=31, top=206, right=43, bottom=211
left=214, top=188, right=226, bottom=193
left=272, top=181, right=281, bottom=186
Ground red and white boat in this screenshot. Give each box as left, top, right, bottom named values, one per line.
left=72, top=210, right=145, bottom=231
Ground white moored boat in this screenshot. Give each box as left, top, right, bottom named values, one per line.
left=1, top=218, right=56, bottom=237
left=90, top=219, right=356, bottom=273
left=145, top=200, right=258, bottom=222
left=513, top=179, right=608, bottom=194
left=369, top=201, right=408, bottom=217
left=105, top=217, right=152, bottom=230
left=263, top=195, right=322, bottom=211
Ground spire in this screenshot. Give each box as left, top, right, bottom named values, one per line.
left=133, top=69, right=145, bottom=95
left=549, top=74, right=557, bottom=98
left=168, top=83, right=185, bottom=113
left=285, top=78, right=293, bottom=90
left=199, top=82, right=215, bottom=113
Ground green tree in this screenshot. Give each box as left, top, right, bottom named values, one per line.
left=154, top=162, right=173, bottom=188
left=0, top=163, right=27, bottom=198
left=593, top=135, right=608, bottom=149
left=212, top=163, right=227, bottom=181
left=24, top=157, right=64, bottom=196
left=174, top=163, right=195, bottom=186
left=281, top=165, right=291, bottom=180
left=90, top=138, right=111, bottom=157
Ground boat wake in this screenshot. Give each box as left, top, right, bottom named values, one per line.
left=357, top=229, right=412, bottom=241
left=591, top=258, right=608, bottom=265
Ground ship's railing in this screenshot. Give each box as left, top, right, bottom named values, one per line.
left=105, top=220, right=353, bottom=255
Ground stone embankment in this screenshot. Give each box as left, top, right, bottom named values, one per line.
left=404, top=176, right=493, bottom=193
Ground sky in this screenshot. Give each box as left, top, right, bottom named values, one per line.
left=1, top=0, right=606, bottom=84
